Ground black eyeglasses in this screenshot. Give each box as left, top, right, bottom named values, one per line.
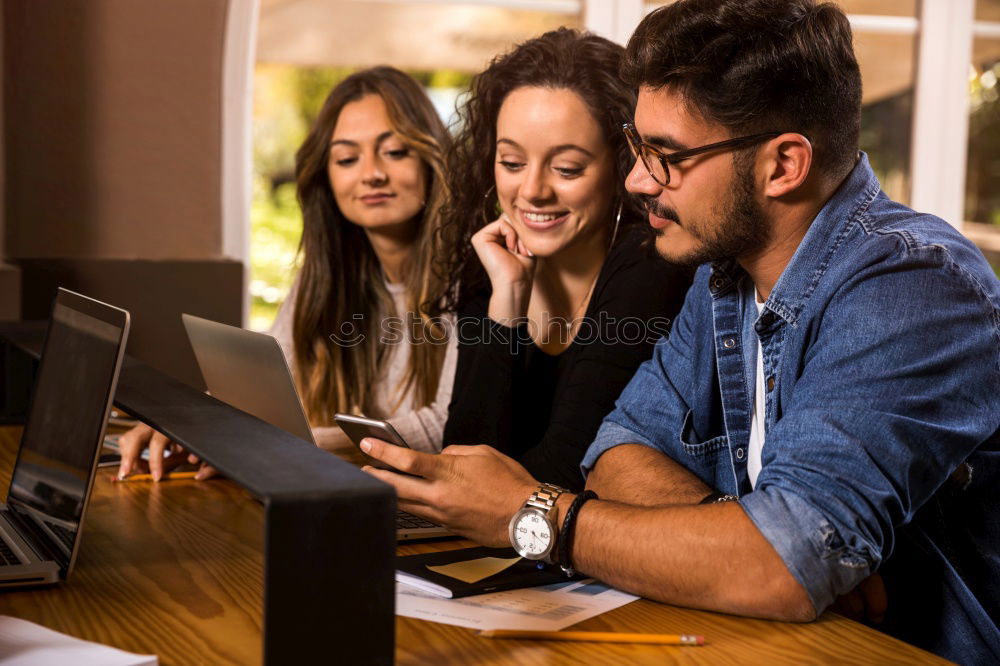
left=622, top=122, right=783, bottom=187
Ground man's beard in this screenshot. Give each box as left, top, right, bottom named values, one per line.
left=641, top=161, right=770, bottom=269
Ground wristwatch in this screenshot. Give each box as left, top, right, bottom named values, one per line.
left=508, top=483, right=568, bottom=561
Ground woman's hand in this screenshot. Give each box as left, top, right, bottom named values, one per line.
left=116, top=423, right=218, bottom=481
left=471, top=216, right=536, bottom=323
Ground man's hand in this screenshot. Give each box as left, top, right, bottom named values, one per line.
left=360, top=439, right=538, bottom=547
left=830, top=572, right=887, bottom=624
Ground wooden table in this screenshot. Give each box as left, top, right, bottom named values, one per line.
left=0, top=426, right=947, bottom=665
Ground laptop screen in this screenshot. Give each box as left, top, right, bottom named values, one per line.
left=8, top=293, right=127, bottom=563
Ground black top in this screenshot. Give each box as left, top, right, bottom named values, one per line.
left=443, top=228, right=692, bottom=490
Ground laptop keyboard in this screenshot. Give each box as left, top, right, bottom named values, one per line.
left=0, top=538, right=22, bottom=566
left=44, top=522, right=76, bottom=550
left=396, top=510, right=439, bottom=530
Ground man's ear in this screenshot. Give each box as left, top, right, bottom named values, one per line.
left=761, top=133, right=813, bottom=198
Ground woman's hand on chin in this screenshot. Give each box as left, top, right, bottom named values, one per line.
left=471, top=215, right=536, bottom=324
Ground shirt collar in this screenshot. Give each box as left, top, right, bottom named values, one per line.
left=711, top=151, right=882, bottom=328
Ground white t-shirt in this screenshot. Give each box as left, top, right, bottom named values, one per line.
left=747, top=296, right=766, bottom=488
left=269, top=276, right=456, bottom=452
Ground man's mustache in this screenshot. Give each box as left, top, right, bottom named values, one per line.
left=639, top=195, right=680, bottom=225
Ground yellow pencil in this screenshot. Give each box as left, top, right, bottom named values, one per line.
left=115, top=471, right=200, bottom=482
left=476, top=630, right=704, bottom=645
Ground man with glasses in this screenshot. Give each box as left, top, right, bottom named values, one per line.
left=362, top=1, right=1000, bottom=661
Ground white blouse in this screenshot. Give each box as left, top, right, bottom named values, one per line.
left=268, top=278, right=456, bottom=453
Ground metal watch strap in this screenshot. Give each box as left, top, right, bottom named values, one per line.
left=510, top=483, right=568, bottom=562
left=524, top=483, right=567, bottom=514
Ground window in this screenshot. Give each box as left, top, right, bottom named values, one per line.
left=249, top=1, right=581, bottom=329
left=245, top=0, right=1000, bottom=328
left=967, top=38, right=1000, bottom=227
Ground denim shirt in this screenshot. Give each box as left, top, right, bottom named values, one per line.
left=581, top=154, right=1000, bottom=664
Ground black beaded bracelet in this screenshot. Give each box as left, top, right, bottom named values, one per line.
left=557, top=490, right=598, bottom=577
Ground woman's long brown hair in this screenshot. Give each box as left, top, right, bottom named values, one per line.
left=292, top=66, right=450, bottom=425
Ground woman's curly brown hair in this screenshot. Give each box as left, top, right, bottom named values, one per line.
left=430, top=28, right=642, bottom=315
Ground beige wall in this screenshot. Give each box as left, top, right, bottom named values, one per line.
left=1, top=0, right=246, bottom=387
left=3, top=0, right=228, bottom=260
left=0, top=1, right=3, bottom=261
left=0, top=4, right=18, bottom=321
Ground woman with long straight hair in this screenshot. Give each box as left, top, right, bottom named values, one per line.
left=274, top=66, right=455, bottom=451
left=118, top=66, right=456, bottom=480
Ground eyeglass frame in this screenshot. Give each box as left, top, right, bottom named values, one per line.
left=622, top=122, right=788, bottom=187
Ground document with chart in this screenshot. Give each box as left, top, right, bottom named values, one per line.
left=396, top=578, right=638, bottom=631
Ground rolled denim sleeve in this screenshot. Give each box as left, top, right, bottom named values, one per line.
left=740, top=483, right=882, bottom=612
left=581, top=421, right=657, bottom=472
left=742, top=248, right=1000, bottom=612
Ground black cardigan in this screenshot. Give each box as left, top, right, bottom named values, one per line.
left=443, top=228, right=692, bottom=490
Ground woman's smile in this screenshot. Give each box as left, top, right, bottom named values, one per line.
left=516, top=207, right=569, bottom=231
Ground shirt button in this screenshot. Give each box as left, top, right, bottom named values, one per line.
left=767, top=377, right=775, bottom=392
left=712, top=277, right=726, bottom=290
left=736, top=448, right=745, bottom=460
left=723, top=337, right=736, bottom=348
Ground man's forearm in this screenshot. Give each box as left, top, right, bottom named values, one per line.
left=568, top=500, right=816, bottom=622
left=585, top=443, right=713, bottom=506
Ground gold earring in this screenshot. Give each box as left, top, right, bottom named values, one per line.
left=483, top=185, right=502, bottom=224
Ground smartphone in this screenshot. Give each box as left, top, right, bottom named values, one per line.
left=333, top=413, right=411, bottom=473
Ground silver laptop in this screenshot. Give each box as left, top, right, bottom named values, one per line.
left=0, top=288, right=130, bottom=587
left=181, top=314, right=452, bottom=541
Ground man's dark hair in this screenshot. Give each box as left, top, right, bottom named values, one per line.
left=624, top=0, right=862, bottom=180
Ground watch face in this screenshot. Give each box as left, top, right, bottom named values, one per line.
left=510, top=509, right=552, bottom=559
